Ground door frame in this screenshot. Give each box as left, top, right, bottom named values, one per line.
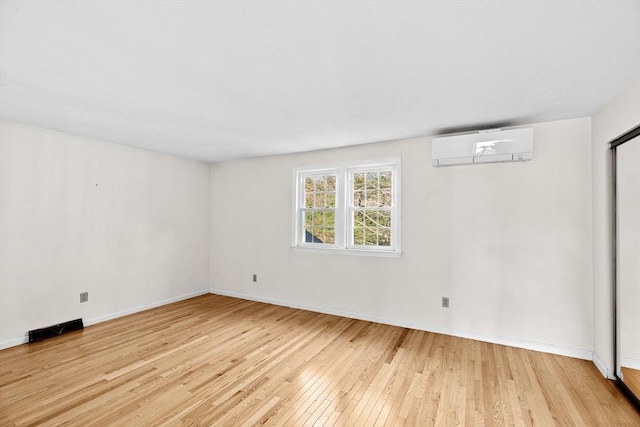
left=610, top=123, right=640, bottom=411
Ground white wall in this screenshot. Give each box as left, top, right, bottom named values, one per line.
left=0, top=121, right=210, bottom=348
left=591, top=80, right=640, bottom=377
left=210, top=117, right=594, bottom=358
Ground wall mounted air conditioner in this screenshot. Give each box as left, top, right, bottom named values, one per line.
left=432, top=127, right=533, bottom=167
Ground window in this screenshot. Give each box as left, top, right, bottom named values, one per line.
left=294, top=159, right=400, bottom=256
left=302, top=174, right=337, bottom=244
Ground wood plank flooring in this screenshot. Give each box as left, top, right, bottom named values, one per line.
left=621, top=367, right=640, bottom=403
left=1, top=294, right=638, bottom=426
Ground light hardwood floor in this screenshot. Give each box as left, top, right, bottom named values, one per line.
left=621, top=367, right=640, bottom=403
left=1, top=294, right=638, bottom=426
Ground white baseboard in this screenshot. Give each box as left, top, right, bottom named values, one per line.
left=84, top=290, right=209, bottom=327
left=592, top=352, right=614, bottom=379
left=621, top=356, right=640, bottom=371
left=0, top=335, right=29, bottom=350
left=209, top=288, right=593, bottom=361
left=592, top=355, right=639, bottom=379
left=0, top=289, right=209, bottom=350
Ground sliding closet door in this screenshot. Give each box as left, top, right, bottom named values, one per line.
left=616, top=133, right=640, bottom=400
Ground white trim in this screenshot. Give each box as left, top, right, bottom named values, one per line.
left=0, top=335, right=29, bottom=350
left=293, top=158, right=401, bottom=255
left=592, top=352, right=615, bottom=379
left=0, top=289, right=209, bottom=350
left=292, top=246, right=402, bottom=258
left=293, top=167, right=340, bottom=249
left=346, top=161, right=401, bottom=251
left=209, top=288, right=593, bottom=361
left=84, top=289, right=209, bottom=326
left=621, top=356, right=640, bottom=370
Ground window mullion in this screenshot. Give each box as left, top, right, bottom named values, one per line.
left=336, top=167, right=347, bottom=249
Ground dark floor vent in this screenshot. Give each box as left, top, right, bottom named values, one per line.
left=28, top=318, right=84, bottom=343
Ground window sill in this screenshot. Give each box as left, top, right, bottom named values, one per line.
left=292, top=246, right=402, bottom=258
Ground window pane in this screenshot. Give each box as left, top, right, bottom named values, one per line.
left=365, top=190, right=379, bottom=207
left=305, top=177, right=314, bottom=190
left=351, top=208, right=393, bottom=247
left=379, top=210, right=391, bottom=227
left=348, top=167, right=395, bottom=248
left=304, top=176, right=316, bottom=208
left=380, top=190, right=392, bottom=207
left=353, top=210, right=364, bottom=245
left=304, top=209, right=337, bottom=244
left=326, top=176, right=336, bottom=191
left=353, top=226, right=364, bottom=245
left=323, top=228, right=335, bottom=244
left=364, top=228, right=377, bottom=245
left=303, top=173, right=337, bottom=211
left=365, top=211, right=378, bottom=226
left=380, top=171, right=392, bottom=188
left=354, top=229, right=363, bottom=245
left=327, top=192, right=336, bottom=208
left=325, top=211, right=335, bottom=227
left=365, top=172, right=378, bottom=189
left=306, top=229, right=323, bottom=243
left=306, top=179, right=315, bottom=200
left=305, top=211, right=314, bottom=226
left=306, top=212, right=318, bottom=232
left=353, top=210, right=364, bottom=226
left=379, top=228, right=391, bottom=246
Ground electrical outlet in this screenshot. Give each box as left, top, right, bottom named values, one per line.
left=441, top=296, right=449, bottom=308
left=252, top=274, right=257, bottom=283
left=80, top=292, right=88, bottom=303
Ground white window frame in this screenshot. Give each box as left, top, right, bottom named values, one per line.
left=293, top=159, right=401, bottom=257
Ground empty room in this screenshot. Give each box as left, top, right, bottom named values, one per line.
left=1, top=1, right=639, bottom=425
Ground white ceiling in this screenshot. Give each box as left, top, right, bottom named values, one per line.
left=1, top=1, right=639, bottom=163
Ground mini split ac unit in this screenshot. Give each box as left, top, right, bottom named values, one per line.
left=431, top=127, right=533, bottom=167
